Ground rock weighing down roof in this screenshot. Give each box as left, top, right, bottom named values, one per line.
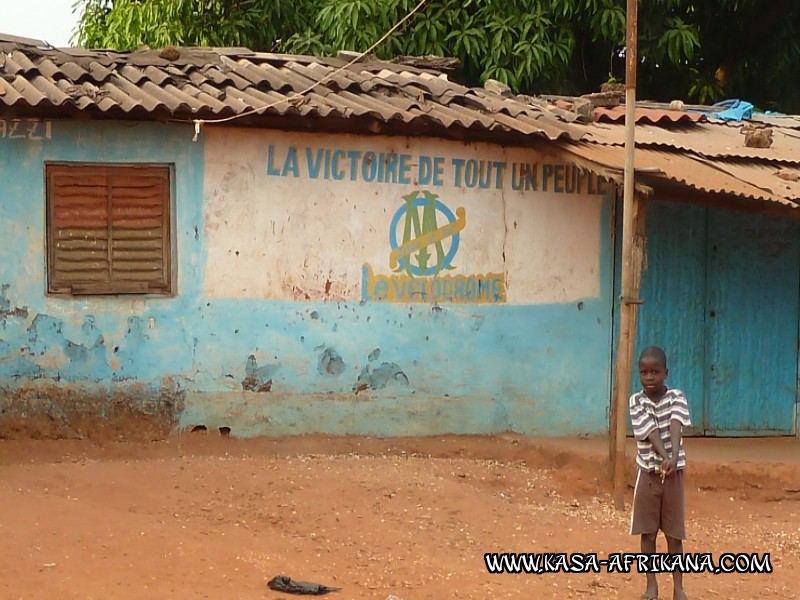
left=2, top=32, right=800, bottom=208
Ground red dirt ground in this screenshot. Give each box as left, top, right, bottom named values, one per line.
left=1, top=433, right=798, bottom=599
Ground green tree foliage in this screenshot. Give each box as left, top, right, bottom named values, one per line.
left=74, top=0, right=800, bottom=112
left=74, top=0, right=320, bottom=51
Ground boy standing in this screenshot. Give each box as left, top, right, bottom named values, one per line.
left=629, top=346, right=691, bottom=600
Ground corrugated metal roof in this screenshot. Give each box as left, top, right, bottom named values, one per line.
left=0, top=34, right=585, bottom=142
left=557, top=143, right=800, bottom=207
left=544, top=96, right=800, bottom=207
left=712, top=162, right=800, bottom=200
left=4, top=33, right=800, bottom=208
left=748, top=115, right=800, bottom=129
left=587, top=121, right=800, bottom=163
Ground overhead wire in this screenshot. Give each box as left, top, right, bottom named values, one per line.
left=187, top=0, right=430, bottom=140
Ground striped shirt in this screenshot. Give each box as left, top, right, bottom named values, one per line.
left=629, top=388, right=691, bottom=473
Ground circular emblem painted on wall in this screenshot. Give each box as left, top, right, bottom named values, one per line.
left=388, top=191, right=463, bottom=277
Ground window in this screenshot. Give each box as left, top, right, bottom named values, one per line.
left=46, top=164, right=172, bottom=295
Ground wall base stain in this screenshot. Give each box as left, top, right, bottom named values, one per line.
left=0, top=380, right=185, bottom=441
left=177, top=391, right=516, bottom=438
left=242, top=378, right=273, bottom=393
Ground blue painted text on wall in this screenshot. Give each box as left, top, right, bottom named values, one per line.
left=266, top=145, right=611, bottom=194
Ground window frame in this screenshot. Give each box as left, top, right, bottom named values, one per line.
left=45, top=162, right=175, bottom=297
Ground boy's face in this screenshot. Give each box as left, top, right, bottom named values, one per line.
left=638, top=356, right=668, bottom=396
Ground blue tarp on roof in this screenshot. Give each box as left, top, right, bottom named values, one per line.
left=711, top=99, right=754, bottom=122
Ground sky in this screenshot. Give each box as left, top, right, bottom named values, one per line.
left=2, top=0, right=82, bottom=47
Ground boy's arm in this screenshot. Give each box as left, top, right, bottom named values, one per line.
left=646, top=430, right=671, bottom=463
left=663, top=420, right=682, bottom=475
left=665, top=391, right=691, bottom=475
left=630, top=393, right=670, bottom=462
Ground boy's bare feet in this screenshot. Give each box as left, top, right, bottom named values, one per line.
left=640, top=586, right=658, bottom=600
left=673, top=589, right=688, bottom=600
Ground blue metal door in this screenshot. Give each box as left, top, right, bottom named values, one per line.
left=633, top=200, right=707, bottom=435
left=704, top=210, right=800, bottom=435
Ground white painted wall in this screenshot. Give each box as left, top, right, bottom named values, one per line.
left=202, top=129, right=606, bottom=304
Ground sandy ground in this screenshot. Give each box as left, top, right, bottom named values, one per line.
left=1, top=433, right=799, bottom=600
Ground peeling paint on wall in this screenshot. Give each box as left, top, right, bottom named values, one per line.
left=354, top=361, right=409, bottom=393
left=0, top=284, right=28, bottom=323
left=242, top=355, right=276, bottom=392
left=318, top=347, right=346, bottom=377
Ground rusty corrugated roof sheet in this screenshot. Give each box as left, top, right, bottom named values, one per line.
left=548, top=96, right=707, bottom=125
left=593, top=105, right=706, bottom=124
left=586, top=121, right=800, bottom=163
left=557, top=142, right=800, bottom=207
left=544, top=93, right=800, bottom=206
left=0, top=34, right=585, bottom=142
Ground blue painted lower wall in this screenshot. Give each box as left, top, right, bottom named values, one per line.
left=171, top=298, right=616, bottom=436
left=1, top=297, right=613, bottom=437
left=0, top=120, right=615, bottom=438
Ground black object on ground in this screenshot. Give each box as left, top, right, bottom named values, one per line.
left=267, top=575, right=341, bottom=595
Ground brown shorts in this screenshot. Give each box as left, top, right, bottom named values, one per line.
left=630, top=468, right=686, bottom=540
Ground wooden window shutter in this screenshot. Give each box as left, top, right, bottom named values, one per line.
left=47, top=164, right=172, bottom=295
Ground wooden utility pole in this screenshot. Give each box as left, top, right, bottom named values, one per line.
left=611, top=0, right=641, bottom=511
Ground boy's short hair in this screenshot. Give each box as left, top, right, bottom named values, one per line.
left=639, top=346, right=667, bottom=368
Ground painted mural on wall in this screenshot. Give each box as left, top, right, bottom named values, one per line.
left=0, top=121, right=617, bottom=438
left=362, top=190, right=505, bottom=303
left=204, top=130, right=609, bottom=306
